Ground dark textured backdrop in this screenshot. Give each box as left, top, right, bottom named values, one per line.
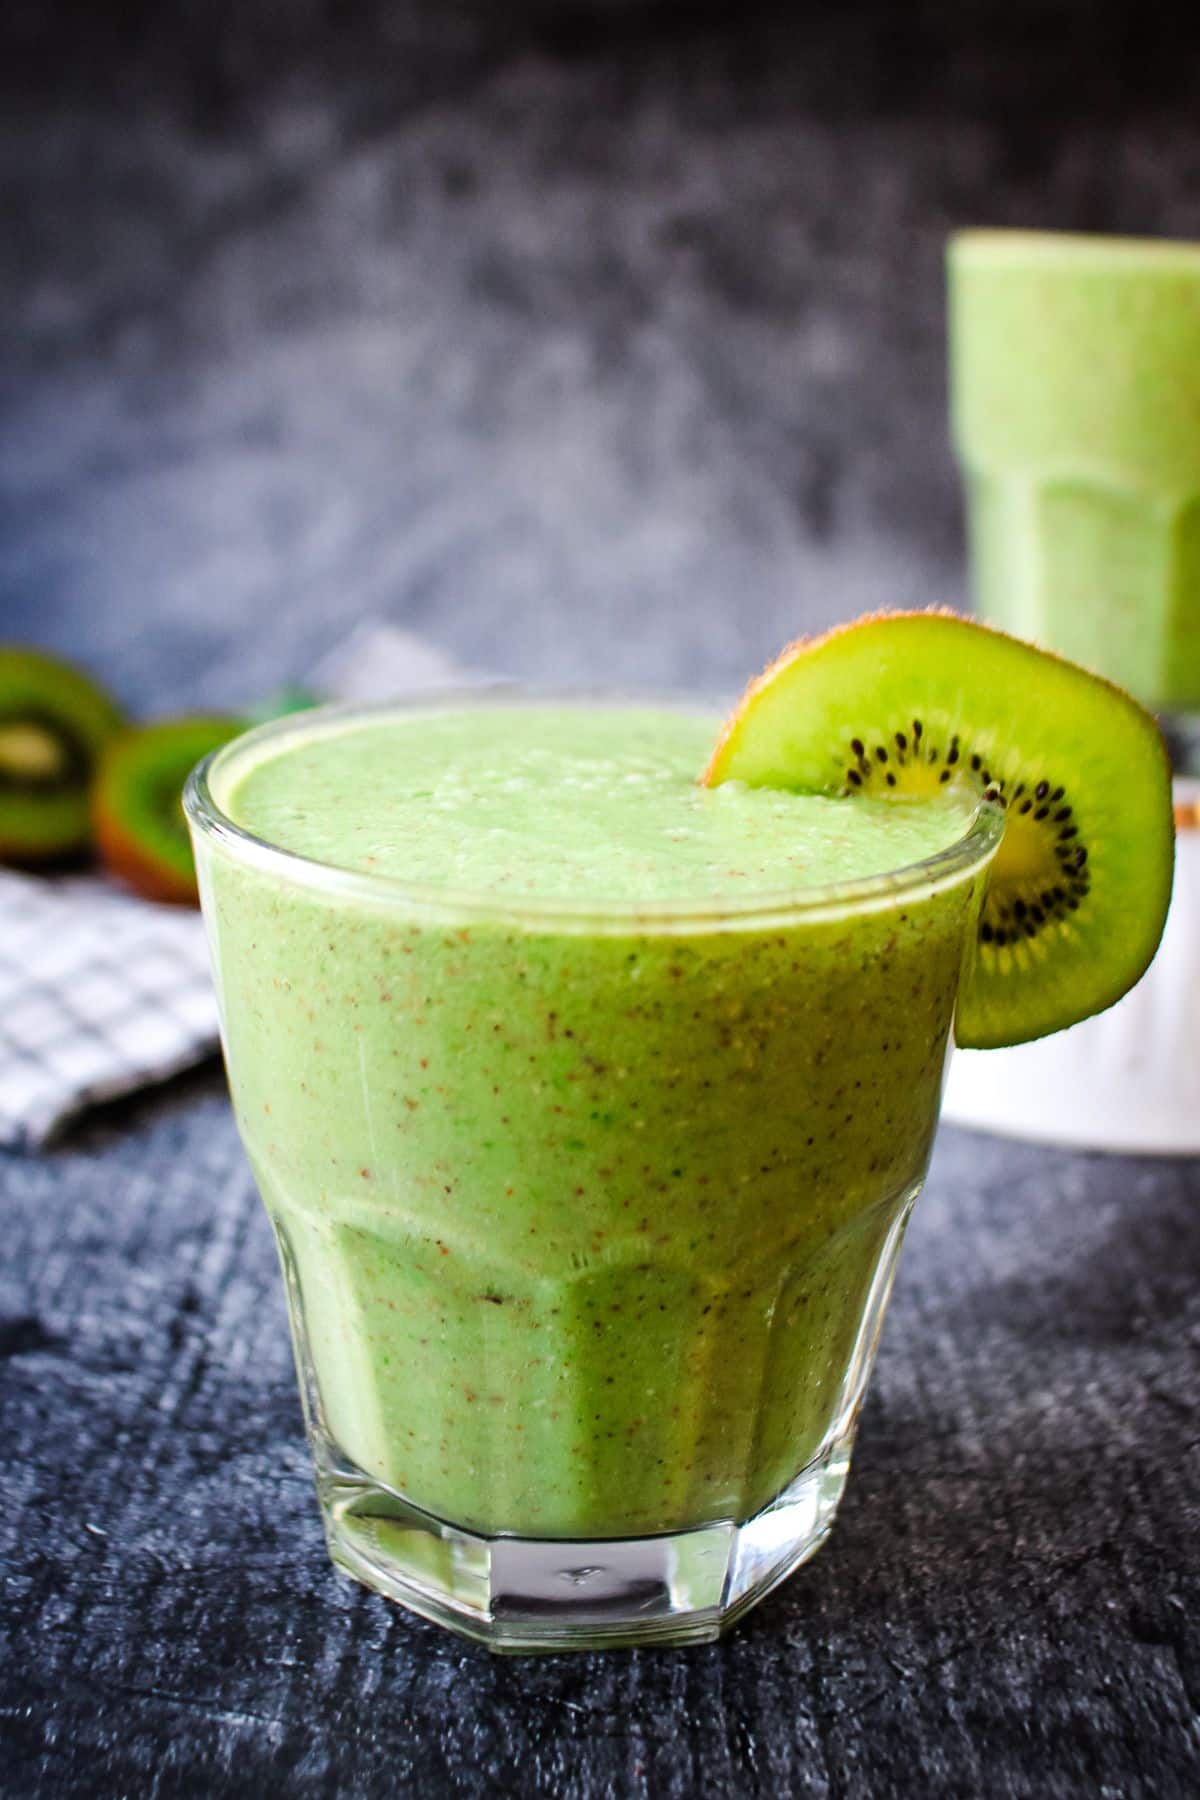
left=5, top=2, right=1200, bottom=705
left=2, top=4, right=1199, bottom=1795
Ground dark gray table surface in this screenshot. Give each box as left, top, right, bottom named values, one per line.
left=2, top=5, right=1199, bottom=1794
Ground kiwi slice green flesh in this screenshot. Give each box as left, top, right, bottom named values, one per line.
left=0, top=646, right=125, bottom=863
left=94, top=717, right=243, bottom=904
left=704, top=611, right=1175, bottom=1049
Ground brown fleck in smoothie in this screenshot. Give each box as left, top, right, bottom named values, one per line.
left=190, top=695, right=995, bottom=1645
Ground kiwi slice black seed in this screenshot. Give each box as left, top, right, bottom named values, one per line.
left=0, top=646, right=126, bottom=864
left=94, top=717, right=244, bottom=905
left=704, top=610, right=1175, bottom=1049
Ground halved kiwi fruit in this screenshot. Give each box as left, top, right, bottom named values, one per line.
left=704, top=610, right=1174, bottom=1049
left=0, top=646, right=126, bottom=864
left=94, top=717, right=243, bottom=905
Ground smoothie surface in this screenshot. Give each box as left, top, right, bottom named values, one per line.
left=224, top=705, right=976, bottom=903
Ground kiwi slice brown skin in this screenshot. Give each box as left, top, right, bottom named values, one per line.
left=704, top=609, right=1175, bottom=1050
left=94, top=717, right=244, bottom=905
left=0, top=646, right=126, bottom=865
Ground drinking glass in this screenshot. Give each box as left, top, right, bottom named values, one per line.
left=949, top=229, right=1200, bottom=719
left=185, top=693, right=1000, bottom=1650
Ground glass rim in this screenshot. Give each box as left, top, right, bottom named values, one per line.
left=183, top=687, right=1004, bottom=933
left=951, top=227, right=1200, bottom=270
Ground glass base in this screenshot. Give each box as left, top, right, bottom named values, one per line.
left=314, top=1428, right=855, bottom=1653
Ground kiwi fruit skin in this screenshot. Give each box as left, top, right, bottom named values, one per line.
left=94, top=717, right=244, bottom=905
left=705, top=609, right=1175, bottom=1050
left=0, top=645, right=126, bottom=864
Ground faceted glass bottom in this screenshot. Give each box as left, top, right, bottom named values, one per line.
left=269, top=1185, right=919, bottom=1650
left=315, top=1422, right=856, bottom=1652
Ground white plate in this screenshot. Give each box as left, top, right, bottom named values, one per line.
left=943, top=779, right=1200, bottom=1154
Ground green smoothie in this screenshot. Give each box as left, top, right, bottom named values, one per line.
left=949, top=229, right=1200, bottom=712
left=197, top=702, right=987, bottom=1544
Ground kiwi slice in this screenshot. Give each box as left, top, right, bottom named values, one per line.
left=0, top=646, right=125, bottom=864
left=704, top=610, right=1174, bottom=1049
left=94, top=717, right=243, bottom=905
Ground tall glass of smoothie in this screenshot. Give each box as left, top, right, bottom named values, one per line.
left=948, top=230, right=1200, bottom=716
left=185, top=690, right=1001, bottom=1649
